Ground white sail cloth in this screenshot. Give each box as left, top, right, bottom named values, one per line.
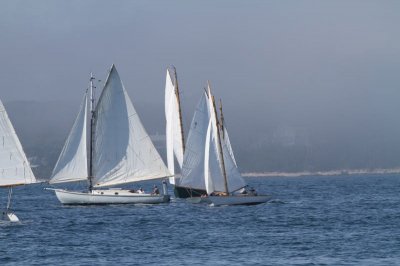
left=165, top=68, right=184, bottom=177
left=222, top=127, right=237, bottom=167
left=93, top=65, right=170, bottom=187
left=0, top=99, right=36, bottom=187
left=180, top=92, right=209, bottom=190
left=50, top=94, right=88, bottom=184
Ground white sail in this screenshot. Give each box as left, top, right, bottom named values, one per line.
left=165, top=67, right=184, bottom=183
left=222, top=127, right=237, bottom=167
left=50, top=93, right=88, bottom=184
left=204, top=119, right=212, bottom=194
left=93, top=65, right=170, bottom=187
left=204, top=118, right=227, bottom=194
left=180, top=92, right=209, bottom=190
left=0, top=99, right=36, bottom=187
left=221, top=131, right=246, bottom=192
left=221, top=125, right=246, bottom=191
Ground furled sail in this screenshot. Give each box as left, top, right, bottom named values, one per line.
left=0, top=99, right=36, bottom=187
left=93, top=65, right=170, bottom=187
left=50, top=93, right=89, bottom=184
left=165, top=67, right=184, bottom=183
left=180, top=92, right=209, bottom=190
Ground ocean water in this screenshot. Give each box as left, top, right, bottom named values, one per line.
left=1, top=174, right=400, bottom=266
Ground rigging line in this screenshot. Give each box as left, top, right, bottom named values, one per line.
left=6, top=186, right=13, bottom=211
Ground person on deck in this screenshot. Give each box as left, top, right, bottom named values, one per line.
left=138, top=187, right=144, bottom=194
left=152, top=185, right=160, bottom=195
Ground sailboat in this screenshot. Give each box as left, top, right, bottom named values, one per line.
left=197, top=84, right=270, bottom=206
left=47, top=65, right=171, bottom=205
left=0, top=98, right=37, bottom=222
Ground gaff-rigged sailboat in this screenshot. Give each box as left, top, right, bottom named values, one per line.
left=0, top=99, right=37, bottom=222
left=165, top=67, right=215, bottom=197
left=47, top=65, right=171, bottom=205
left=197, top=84, right=270, bottom=206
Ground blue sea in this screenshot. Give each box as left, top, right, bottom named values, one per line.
left=1, top=174, right=400, bottom=265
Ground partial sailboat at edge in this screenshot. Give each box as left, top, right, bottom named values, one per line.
left=0, top=98, right=37, bottom=222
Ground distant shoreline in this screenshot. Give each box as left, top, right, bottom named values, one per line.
left=243, top=168, right=400, bottom=177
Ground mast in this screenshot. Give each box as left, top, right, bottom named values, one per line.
left=208, top=83, right=228, bottom=194
left=88, top=73, right=96, bottom=191
left=219, top=99, right=225, bottom=139
left=173, top=66, right=186, bottom=154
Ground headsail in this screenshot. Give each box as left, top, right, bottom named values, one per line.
left=165, top=67, right=185, bottom=183
left=50, top=93, right=89, bottom=184
left=221, top=129, right=246, bottom=192
left=93, top=65, right=170, bottom=187
left=222, top=127, right=237, bottom=167
left=180, top=92, right=210, bottom=190
left=0, top=99, right=36, bottom=187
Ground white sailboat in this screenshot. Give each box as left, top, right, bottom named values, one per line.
left=0, top=98, right=37, bottom=222
left=200, top=84, right=270, bottom=206
left=47, top=65, right=171, bottom=205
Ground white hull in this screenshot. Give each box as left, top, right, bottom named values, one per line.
left=208, top=195, right=271, bottom=206
left=1, top=211, right=19, bottom=222
left=50, top=189, right=170, bottom=205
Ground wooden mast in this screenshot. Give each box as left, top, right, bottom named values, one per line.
left=88, top=73, right=95, bottom=192
left=219, top=99, right=225, bottom=139
left=208, top=83, right=229, bottom=195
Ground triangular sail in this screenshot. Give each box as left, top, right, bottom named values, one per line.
left=165, top=67, right=184, bottom=183
left=93, top=65, right=170, bottom=187
left=0, top=99, right=36, bottom=187
left=180, top=92, right=209, bottom=190
left=222, top=127, right=237, bottom=167
left=221, top=129, right=246, bottom=192
left=50, top=93, right=89, bottom=184
left=221, top=124, right=245, bottom=192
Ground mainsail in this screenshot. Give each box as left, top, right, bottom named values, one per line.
left=50, top=93, right=88, bottom=184
left=0, top=99, right=36, bottom=187
left=93, top=65, right=170, bottom=187
left=180, top=92, right=210, bottom=190
left=165, top=67, right=185, bottom=181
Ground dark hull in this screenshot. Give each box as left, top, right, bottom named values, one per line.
left=174, top=186, right=207, bottom=198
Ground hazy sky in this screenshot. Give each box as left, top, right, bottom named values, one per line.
left=1, top=0, right=400, bottom=172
